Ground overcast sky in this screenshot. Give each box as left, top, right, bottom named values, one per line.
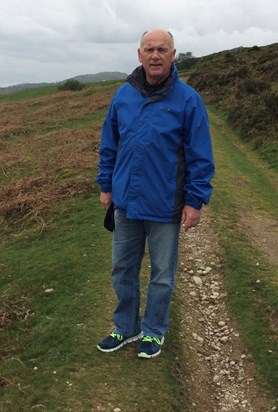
left=0, top=0, right=277, bottom=87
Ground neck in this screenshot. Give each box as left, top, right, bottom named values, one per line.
left=145, top=74, right=169, bottom=85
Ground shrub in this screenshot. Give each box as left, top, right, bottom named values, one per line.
left=236, top=66, right=249, bottom=79
left=238, top=78, right=270, bottom=94
left=57, top=79, right=85, bottom=91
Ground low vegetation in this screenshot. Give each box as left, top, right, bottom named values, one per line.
left=57, top=79, right=85, bottom=92
left=178, top=43, right=278, bottom=168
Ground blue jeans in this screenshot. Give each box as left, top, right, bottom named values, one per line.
left=111, top=209, right=180, bottom=339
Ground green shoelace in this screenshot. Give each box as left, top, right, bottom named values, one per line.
left=110, top=332, right=124, bottom=341
left=142, top=336, right=162, bottom=345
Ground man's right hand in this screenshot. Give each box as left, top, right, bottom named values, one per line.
left=100, top=192, right=112, bottom=210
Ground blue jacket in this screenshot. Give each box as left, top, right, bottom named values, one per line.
left=96, top=65, right=214, bottom=223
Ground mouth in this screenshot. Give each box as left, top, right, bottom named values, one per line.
left=150, top=63, right=162, bottom=68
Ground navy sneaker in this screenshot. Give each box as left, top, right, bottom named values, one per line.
left=137, top=335, right=165, bottom=358
left=97, top=331, right=143, bottom=353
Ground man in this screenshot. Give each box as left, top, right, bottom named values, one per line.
left=96, top=29, right=214, bottom=358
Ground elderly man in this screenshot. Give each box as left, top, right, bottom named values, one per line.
left=96, top=29, right=214, bottom=358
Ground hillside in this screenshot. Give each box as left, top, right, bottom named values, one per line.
left=179, top=43, right=278, bottom=168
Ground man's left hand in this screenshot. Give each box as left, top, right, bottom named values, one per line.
left=181, top=205, right=201, bottom=230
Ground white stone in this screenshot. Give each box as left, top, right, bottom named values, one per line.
left=192, top=276, right=203, bottom=286
left=213, top=375, right=220, bottom=383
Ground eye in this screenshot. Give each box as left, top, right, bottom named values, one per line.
left=157, top=48, right=168, bottom=54
left=144, top=47, right=169, bottom=54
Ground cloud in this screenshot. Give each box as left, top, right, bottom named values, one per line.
left=0, top=0, right=277, bottom=86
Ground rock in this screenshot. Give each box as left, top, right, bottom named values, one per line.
left=210, top=292, right=220, bottom=299
left=213, top=375, right=221, bottom=383
left=192, top=333, right=204, bottom=344
left=211, top=343, right=221, bottom=351
left=192, top=276, right=203, bottom=286
left=197, top=336, right=204, bottom=344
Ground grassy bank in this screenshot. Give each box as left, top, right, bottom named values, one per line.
left=207, top=104, right=278, bottom=394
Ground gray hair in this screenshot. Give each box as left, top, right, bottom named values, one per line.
left=140, top=30, right=175, bottom=48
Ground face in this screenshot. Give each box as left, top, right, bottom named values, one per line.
left=138, top=30, right=176, bottom=85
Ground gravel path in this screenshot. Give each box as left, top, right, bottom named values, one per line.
left=176, top=211, right=277, bottom=412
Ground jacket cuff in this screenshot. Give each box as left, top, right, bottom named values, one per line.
left=100, top=184, right=112, bottom=193
left=184, top=200, right=203, bottom=210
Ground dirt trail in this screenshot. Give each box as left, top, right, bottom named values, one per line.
left=176, top=210, right=277, bottom=412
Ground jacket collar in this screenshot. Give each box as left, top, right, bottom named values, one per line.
left=127, top=64, right=178, bottom=101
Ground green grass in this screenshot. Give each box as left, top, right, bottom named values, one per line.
left=208, top=107, right=277, bottom=216
left=207, top=104, right=278, bottom=394
left=256, top=138, right=278, bottom=170
left=61, top=109, right=107, bottom=129
left=0, top=195, right=189, bottom=412
left=0, top=85, right=58, bottom=101
left=0, top=79, right=124, bottom=103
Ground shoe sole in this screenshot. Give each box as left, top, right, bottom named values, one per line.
left=138, top=349, right=161, bottom=359
left=97, top=332, right=143, bottom=353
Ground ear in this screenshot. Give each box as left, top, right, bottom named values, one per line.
left=172, top=49, right=176, bottom=62
left=138, top=48, right=142, bottom=63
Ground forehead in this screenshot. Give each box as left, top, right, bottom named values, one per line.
left=141, top=32, right=173, bottom=49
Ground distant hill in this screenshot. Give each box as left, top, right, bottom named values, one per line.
left=0, top=82, right=55, bottom=95
left=69, top=72, right=128, bottom=83
left=0, top=71, right=128, bottom=95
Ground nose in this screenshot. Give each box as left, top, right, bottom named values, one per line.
left=151, top=49, right=160, bottom=59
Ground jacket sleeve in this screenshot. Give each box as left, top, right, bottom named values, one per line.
left=183, top=93, right=215, bottom=209
left=96, top=98, right=120, bottom=192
